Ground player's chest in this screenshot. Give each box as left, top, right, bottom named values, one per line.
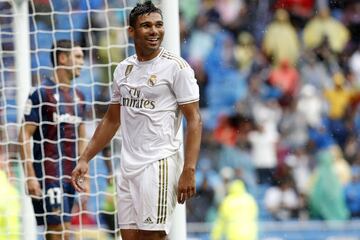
left=43, top=90, right=83, bottom=122
left=120, top=66, right=173, bottom=99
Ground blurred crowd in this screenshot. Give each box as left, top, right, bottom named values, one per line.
left=179, top=0, right=360, bottom=225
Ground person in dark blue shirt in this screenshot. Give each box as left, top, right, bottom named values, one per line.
left=344, top=165, right=360, bottom=218
left=18, top=39, right=86, bottom=240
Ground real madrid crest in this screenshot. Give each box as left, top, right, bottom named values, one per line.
left=148, top=75, right=157, bottom=86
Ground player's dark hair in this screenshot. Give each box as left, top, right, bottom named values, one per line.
left=129, top=1, right=162, bottom=28
left=50, top=39, right=81, bottom=67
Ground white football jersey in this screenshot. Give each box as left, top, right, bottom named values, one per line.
left=111, top=48, right=199, bottom=178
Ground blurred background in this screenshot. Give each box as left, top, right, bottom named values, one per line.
left=1, top=0, right=360, bottom=239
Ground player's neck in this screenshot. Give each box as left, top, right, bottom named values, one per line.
left=53, top=70, right=72, bottom=90
left=136, top=48, right=161, bottom=62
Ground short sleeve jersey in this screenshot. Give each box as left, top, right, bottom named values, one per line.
left=111, top=48, right=199, bottom=177
left=23, top=78, right=86, bottom=183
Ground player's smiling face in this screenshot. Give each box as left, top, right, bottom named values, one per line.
left=59, top=46, right=84, bottom=79
left=70, top=46, right=84, bottom=78
left=129, top=12, right=164, bottom=61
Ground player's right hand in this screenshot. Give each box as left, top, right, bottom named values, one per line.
left=71, top=160, right=89, bottom=192
left=26, top=178, right=42, bottom=199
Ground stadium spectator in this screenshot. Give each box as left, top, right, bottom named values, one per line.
left=185, top=12, right=216, bottom=66
left=341, top=0, right=360, bottom=45
left=349, top=46, right=360, bottom=87
left=272, top=0, right=315, bottom=29
left=234, top=31, right=257, bottom=75
left=0, top=149, right=20, bottom=240
left=213, top=167, right=236, bottom=206
left=194, top=156, right=222, bottom=209
left=0, top=169, right=21, bottom=240
left=299, top=50, right=333, bottom=90
left=303, top=7, right=350, bottom=54
left=100, top=178, right=119, bottom=237
left=323, top=72, right=355, bottom=149
left=248, top=101, right=280, bottom=185
left=264, top=176, right=300, bottom=221
left=217, top=144, right=257, bottom=195
left=184, top=13, right=217, bottom=108
left=204, top=30, right=247, bottom=129
left=307, top=118, right=336, bottom=152
left=71, top=2, right=202, bottom=240
left=179, top=0, right=200, bottom=25
left=278, top=98, right=308, bottom=149
left=186, top=175, right=215, bottom=223
left=344, top=164, right=360, bottom=218
left=324, top=73, right=354, bottom=120
left=211, top=179, right=258, bottom=240
left=330, top=145, right=352, bottom=186
left=307, top=150, right=349, bottom=220
left=18, top=39, right=86, bottom=240
left=99, top=145, right=119, bottom=237
left=214, top=0, right=249, bottom=34
left=296, top=84, right=324, bottom=128
left=262, top=9, right=300, bottom=66
left=268, top=59, right=300, bottom=100
left=283, top=147, right=312, bottom=196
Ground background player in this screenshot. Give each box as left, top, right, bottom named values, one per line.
left=18, top=39, right=86, bottom=240
left=71, top=1, right=202, bottom=240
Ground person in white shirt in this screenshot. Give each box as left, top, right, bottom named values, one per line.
left=264, top=177, right=300, bottom=221
left=71, top=1, right=202, bottom=240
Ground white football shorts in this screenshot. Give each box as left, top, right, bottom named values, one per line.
left=116, top=153, right=182, bottom=233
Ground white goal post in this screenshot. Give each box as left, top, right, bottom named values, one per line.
left=161, top=1, right=187, bottom=240
left=13, top=1, right=35, bottom=240
left=2, top=0, right=185, bottom=239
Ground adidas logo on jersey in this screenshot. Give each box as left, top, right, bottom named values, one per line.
left=144, top=217, right=153, bottom=224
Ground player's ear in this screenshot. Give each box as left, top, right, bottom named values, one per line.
left=58, top=52, right=68, bottom=66
left=128, top=26, right=134, bottom=39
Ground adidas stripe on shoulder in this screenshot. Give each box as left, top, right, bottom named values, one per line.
left=160, top=50, right=189, bottom=69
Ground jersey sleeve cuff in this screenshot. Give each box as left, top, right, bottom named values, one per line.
left=178, top=98, right=199, bottom=105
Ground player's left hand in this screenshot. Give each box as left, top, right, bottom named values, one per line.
left=177, top=168, right=196, bottom=204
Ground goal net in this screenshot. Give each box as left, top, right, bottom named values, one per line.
left=0, top=0, right=174, bottom=239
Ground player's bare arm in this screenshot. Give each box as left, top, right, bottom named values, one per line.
left=71, top=103, right=121, bottom=192
left=77, top=122, right=91, bottom=196
left=177, top=101, right=202, bottom=204
left=78, top=123, right=87, bottom=156
left=18, top=123, right=42, bottom=198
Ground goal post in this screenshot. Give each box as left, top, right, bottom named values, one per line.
left=14, top=0, right=31, bottom=122
left=13, top=0, right=37, bottom=239
left=161, top=1, right=188, bottom=240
